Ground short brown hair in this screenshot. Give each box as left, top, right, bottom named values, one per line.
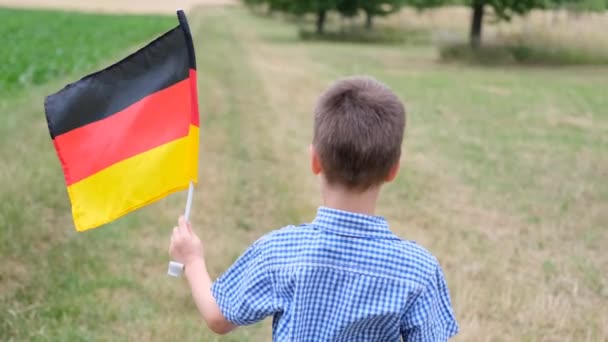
left=313, top=76, right=406, bottom=190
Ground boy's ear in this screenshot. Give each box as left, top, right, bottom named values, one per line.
left=309, top=144, right=322, bottom=175
left=384, top=161, right=400, bottom=182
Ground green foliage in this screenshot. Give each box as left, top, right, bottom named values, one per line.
left=407, top=0, right=446, bottom=9
left=336, top=0, right=361, bottom=17
left=243, top=0, right=417, bottom=31
left=289, top=0, right=338, bottom=14
left=564, top=0, right=607, bottom=11
left=243, top=0, right=267, bottom=5
left=356, top=0, right=408, bottom=29
left=548, top=0, right=607, bottom=11
left=356, top=0, right=407, bottom=17
left=465, top=0, right=546, bottom=21
left=267, top=0, right=296, bottom=12
left=0, top=8, right=174, bottom=95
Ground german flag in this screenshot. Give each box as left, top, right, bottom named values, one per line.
left=44, top=11, right=199, bottom=232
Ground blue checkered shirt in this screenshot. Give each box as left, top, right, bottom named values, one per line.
left=211, top=207, right=459, bottom=341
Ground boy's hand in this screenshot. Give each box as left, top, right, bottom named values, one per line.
left=169, top=216, right=204, bottom=268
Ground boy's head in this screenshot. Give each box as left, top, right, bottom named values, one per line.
left=312, top=76, right=406, bottom=191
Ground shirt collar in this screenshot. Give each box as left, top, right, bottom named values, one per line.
left=311, top=206, right=399, bottom=240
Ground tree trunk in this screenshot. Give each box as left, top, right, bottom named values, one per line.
left=365, top=10, right=373, bottom=30
left=470, top=1, right=484, bottom=48
left=316, top=9, right=326, bottom=34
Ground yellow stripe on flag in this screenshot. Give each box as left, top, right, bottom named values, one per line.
left=67, top=126, right=199, bottom=231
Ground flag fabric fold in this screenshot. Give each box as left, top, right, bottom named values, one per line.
left=44, top=10, right=199, bottom=231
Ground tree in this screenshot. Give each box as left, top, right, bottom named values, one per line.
left=243, top=0, right=267, bottom=6
left=289, top=0, right=339, bottom=34
left=466, top=0, right=546, bottom=48
left=362, top=0, right=406, bottom=30
left=335, top=0, right=408, bottom=30
left=266, top=0, right=293, bottom=13
left=244, top=0, right=335, bottom=34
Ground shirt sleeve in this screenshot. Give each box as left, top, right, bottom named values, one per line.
left=211, top=239, right=278, bottom=326
left=401, top=261, right=459, bottom=341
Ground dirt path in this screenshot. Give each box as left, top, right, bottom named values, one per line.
left=0, top=0, right=236, bottom=14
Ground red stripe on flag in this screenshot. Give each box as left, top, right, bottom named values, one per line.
left=189, top=69, right=199, bottom=127
left=54, top=77, right=193, bottom=186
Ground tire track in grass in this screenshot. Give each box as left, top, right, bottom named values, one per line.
left=231, top=10, right=327, bottom=214
left=118, top=8, right=314, bottom=341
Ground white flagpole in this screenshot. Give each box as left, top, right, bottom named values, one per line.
left=184, top=181, right=194, bottom=221
left=168, top=7, right=197, bottom=278
left=167, top=181, right=194, bottom=277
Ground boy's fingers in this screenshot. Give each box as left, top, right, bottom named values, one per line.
left=184, top=220, right=192, bottom=233
left=178, top=216, right=187, bottom=227
left=173, top=217, right=193, bottom=237
left=173, top=226, right=184, bottom=241
left=179, top=226, right=190, bottom=239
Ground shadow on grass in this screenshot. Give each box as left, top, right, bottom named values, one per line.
left=440, top=42, right=608, bottom=66
left=298, top=27, right=431, bottom=45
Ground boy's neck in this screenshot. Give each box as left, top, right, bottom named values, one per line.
left=321, top=182, right=380, bottom=216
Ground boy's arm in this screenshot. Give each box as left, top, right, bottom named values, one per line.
left=170, top=216, right=236, bottom=335
left=184, top=257, right=236, bottom=334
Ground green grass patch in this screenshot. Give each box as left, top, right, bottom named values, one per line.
left=0, top=8, right=175, bottom=95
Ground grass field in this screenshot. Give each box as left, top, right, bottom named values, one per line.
left=1, top=5, right=607, bottom=341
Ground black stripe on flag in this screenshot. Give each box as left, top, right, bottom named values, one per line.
left=45, top=26, right=191, bottom=139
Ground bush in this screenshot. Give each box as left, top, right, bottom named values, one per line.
left=440, top=43, right=516, bottom=64
left=439, top=41, right=608, bottom=66
left=298, top=27, right=429, bottom=44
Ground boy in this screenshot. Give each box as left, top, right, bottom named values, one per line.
left=169, top=76, right=459, bottom=341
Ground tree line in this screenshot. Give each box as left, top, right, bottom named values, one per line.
left=243, top=0, right=608, bottom=47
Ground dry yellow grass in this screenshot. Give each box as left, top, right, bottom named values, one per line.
left=389, top=6, right=608, bottom=59
left=0, top=0, right=237, bottom=14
